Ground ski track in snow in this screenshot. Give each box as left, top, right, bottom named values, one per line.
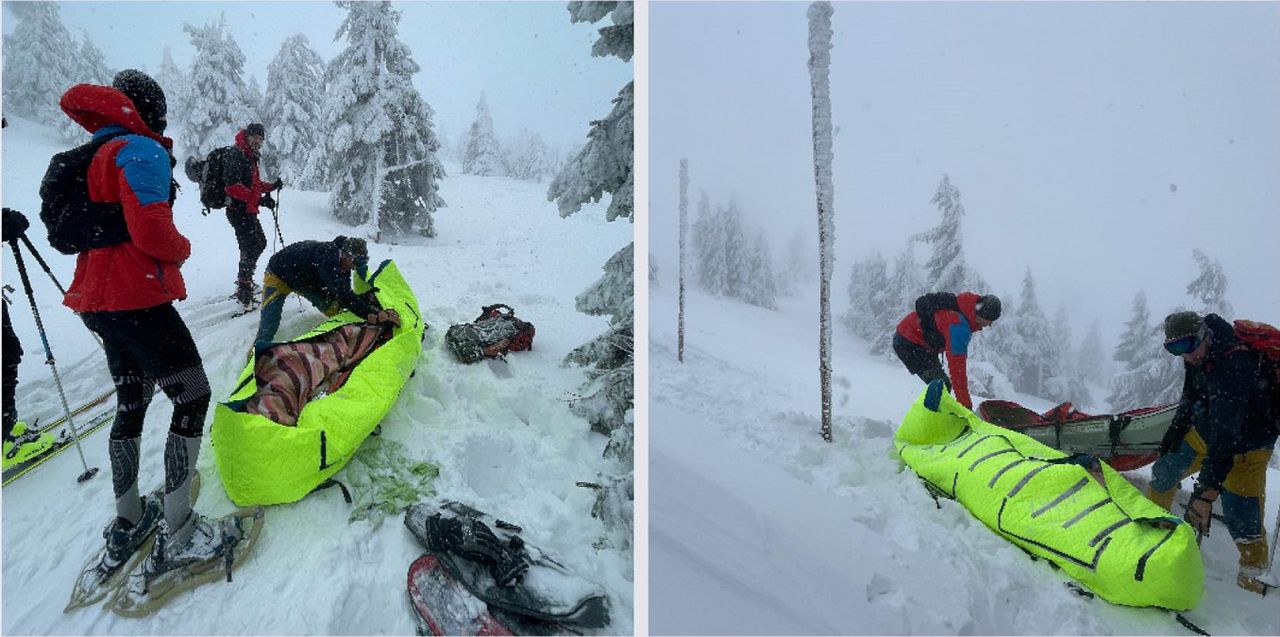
left=1, top=118, right=633, bottom=635
left=649, top=280, right=1279, bottom=636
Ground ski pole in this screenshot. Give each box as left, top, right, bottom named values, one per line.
left=5, top=238, right=99, bottom=484
left=18, top=235, right=104, bottom=349
left=271, top=189, right=285, bottom=250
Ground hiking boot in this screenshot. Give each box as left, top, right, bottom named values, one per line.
left=1236, top=537, right=1274, bottom=596
left=140, top=512, right=236, bottom=582
left=104, top=495, right=163, bottom=568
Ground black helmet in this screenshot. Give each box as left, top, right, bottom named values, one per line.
left=975, top=294, right=1002, bottom=321
left=112, top=69, right=167, bottom=134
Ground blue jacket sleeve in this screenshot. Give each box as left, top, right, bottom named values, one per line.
left=115, top=136, right=171, bottom=205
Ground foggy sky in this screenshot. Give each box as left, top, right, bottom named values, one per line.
left=1, top=1, right=631, bottom=151
left=651, top=1, right=1280, bottom=351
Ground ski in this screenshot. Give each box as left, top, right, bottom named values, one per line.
left=32, top=387, right=117, bottom=435
left=105, top=506, right=265, bottom=618
left=64, top=473, right=203, bottom=613
left=2, top=410, right=115, bottom=486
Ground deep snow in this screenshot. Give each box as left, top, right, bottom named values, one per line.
left=649, top=281, right=1279, bottom=635
left=1, top=117, right=633, bottom=634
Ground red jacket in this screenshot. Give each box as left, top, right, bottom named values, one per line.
left=59, top=84, right=190, bottom=313
left=896, top=291, right=988, bottom=408
left=223, top=129, right=276, bottom=215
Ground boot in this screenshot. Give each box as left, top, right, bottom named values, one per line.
left=103, top=495, right=162, bottom=568
left=233, top=279, right=257, bottom=307
left=1236, top=537, right=1273, bottom=595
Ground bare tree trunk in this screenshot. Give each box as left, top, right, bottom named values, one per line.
left=808, top=1, right=835, bottom=443
left=678, top=158, right=688, bottom=363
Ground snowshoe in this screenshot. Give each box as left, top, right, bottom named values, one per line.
left=408, top=554, right=577, bottom=636
left=405, top=500, right=610, bottom=630
left=64, top=473, right=202, bottom=613
left=106, top=506, right=264, bottom=618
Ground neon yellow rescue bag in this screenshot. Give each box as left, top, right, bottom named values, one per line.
left=895, top=381, right=1203, bottom=610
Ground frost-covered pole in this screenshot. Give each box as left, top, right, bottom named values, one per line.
left=808, top=1, right=835, bottom=443
left=678, top=158, right=689, bottom=363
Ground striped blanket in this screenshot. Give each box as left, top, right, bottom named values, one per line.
left=244, top=323, right=389, bottom=426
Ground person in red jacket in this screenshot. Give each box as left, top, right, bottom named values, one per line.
left=892, top=291, right=1002, bottom=409
left=222, top=122, right=281, bottom=306
left=59, top=70, right=236, bottom=586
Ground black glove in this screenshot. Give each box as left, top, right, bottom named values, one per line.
left=259, top=193, right=277, bottom=211
left=2, top=208, right=29, bottom=240
left=273, top=177, right=284, bottom=191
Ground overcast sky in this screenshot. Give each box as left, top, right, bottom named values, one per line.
left=651, top=1, right=1280, bottom=351
left=2, top=1, right=631, bottom=151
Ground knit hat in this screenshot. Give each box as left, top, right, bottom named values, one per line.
left=1163, top=311, right=1204, bottom=341
left=112, top=70, right=166, bottom=134
left=245, top=123, right=265, bottom=138
left=975, top=294, right=1002, bottom=321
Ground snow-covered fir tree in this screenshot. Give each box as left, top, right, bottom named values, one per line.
left=1011, top=269, right=1059, bottom=398
left=177, top=16, right=257, bottom=159
left=322, top=0, right=446, bottom=237
left=461, top=93, right=508, bottom=176
left=57, top=31, right=114, bottom=142
left=549, top=0, right=633, bottom=545
left=153, top=46, right=189, bottom=127
left=3, top=2, right=80, bottom=129
left=1049, top=304, right=1093, bottom=406
left=1108, top=290, right=1180, bottom=410
left=842, top=251, right=890, bottom=341
left=548, top=3, right=633, bottom=223
left=1076, top=319, right=1108, bottom=385
left=913, top=174, right=987, bottom=293
left=245, top=73, right=264, bottom=119
left=743, top=230, right=779, bottom=310
left=505, top=128, right=555, bottom=182
left=1187, top=248, right=1233, bottom=318
left=720, top=201, right=749, bottom=299
left=693, top=192, right=726, bottom=294
left=261, top=34, right=328, bottom=189
left=868, top=244, right=924, bottom=357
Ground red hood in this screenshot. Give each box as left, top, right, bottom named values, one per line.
left=235, top=129, right=258, bottom=159
left=59, top=84, right=172, bottom=150
left=957, top=291, right=985, bottom=331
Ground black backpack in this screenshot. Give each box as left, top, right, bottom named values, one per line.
left=184, top=146, right=238, bottom=211
left=38, top=132, right=133, bottom=255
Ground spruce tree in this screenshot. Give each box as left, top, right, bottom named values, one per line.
left=177, top=16, right=257, bottom=159
left=1011, top=268, right=1057, bottom=397
left=3, top=2, right=80, bottom=128
left=1187, top=249, right=1233, bottom=317
left=678, top=158, right=688, bottom=362
left=505, top=128, right=555, bottom=182
left=462, top=93, right=508, bottom=176
left=548, top=2, right=633, bottom=223
left=58, top=31, right=114, bottom=142
left=154, top=46, right=189, bottom=127
left=262, top=34, right=327, bottom=189
left=551, top=1, right=634, bottom=469
left=1076, top=319, right=1108, bottom=385
left=322, top=0, right=446, bottom=237
left=743, top=230, right=779, bottom=310
left=913, top=174, right=987, bottom=293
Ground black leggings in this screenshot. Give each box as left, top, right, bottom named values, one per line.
left=3, top=303, right=22, bottom=439
left=893, top=333, right=951, bottom=389
left=226, top=209, right=266, bottom=282
left=80, top=304, right=210, bottom=439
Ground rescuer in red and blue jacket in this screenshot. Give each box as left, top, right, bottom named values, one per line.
left=58, top=70, right=234, bottom=583
left=893, top=291, right=1002, bottom=409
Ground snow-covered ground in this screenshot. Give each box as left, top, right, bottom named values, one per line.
left=1, top=117, right=633, bottom=634
left=649, top=281, right=1279, bottom=635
